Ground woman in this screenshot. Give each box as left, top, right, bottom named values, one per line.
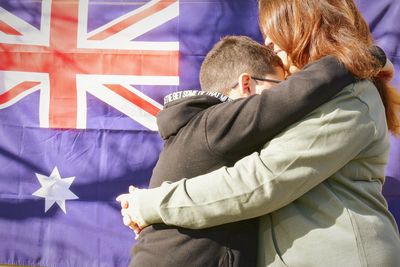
left=119, top=0, right=400, bottom=266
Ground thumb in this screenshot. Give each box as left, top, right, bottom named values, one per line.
left=116, top=194, right=124, bottom=202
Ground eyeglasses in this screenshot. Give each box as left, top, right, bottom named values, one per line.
left=231, top=76, right=282, bottom=89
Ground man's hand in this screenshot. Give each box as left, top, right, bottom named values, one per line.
left=116, top=185, right=146, bottom=239
left=379, top=57, right=395, bottom=83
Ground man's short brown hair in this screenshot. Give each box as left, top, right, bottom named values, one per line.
left=200, top=35, right=283, bottom=94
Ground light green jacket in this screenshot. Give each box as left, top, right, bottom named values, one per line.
left=135, top=80, right=400, bottom=267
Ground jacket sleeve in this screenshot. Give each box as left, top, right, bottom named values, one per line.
left=133, top=83, right=378, bottom=229
left=204, top=55, right=355, bottom=157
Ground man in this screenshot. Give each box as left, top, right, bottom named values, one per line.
left=118, top=35, right=355, bottom=267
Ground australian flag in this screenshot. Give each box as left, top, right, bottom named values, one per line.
left=0, top=0, right=399, bottom=266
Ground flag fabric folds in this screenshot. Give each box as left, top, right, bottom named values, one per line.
left=0, top=0, right=398, bottom=266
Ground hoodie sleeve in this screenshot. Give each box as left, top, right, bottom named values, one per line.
left=204, top=56, right=355, bottom=158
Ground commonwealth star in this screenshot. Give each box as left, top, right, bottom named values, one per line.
left=32, top=167, right=79, bottom=213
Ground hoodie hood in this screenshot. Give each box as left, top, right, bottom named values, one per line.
left=157, top=90, right=232, bottom=139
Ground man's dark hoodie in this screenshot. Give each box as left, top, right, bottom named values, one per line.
left=130, top=56, right=355, bottom=267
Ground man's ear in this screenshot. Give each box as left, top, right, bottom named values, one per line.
left=238, top=73, right=252, bottom=97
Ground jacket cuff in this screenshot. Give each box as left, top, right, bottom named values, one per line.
left=135, top=185, right=170, bottom=227
left=370, top=45, right=387, bottom=67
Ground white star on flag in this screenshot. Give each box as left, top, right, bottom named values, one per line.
left=32, top=167, right=79, bottom=213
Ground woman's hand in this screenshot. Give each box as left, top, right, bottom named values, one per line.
left=116, top=185, right=147, bottom=239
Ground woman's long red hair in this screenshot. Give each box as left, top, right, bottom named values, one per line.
left=259, top=0, right=400, bottom=135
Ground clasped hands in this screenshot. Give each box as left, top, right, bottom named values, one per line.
left=116, top=185, right=146, bottom=239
